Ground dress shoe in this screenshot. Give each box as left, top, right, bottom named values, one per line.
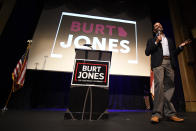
left=150, top=116, right=159, bottom=123
left=168, top=116, right=184, bottom=122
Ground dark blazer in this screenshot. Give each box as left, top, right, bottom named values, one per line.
left=145, top=37, right=183, bottom=69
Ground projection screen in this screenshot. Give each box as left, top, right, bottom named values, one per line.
left=27, top=5, right=152, bottom=76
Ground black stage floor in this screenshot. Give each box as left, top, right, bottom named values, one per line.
left=0, top=110, right=196, bottom=131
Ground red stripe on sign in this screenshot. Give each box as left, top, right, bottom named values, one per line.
left=74, top=63, right=79, bottom=81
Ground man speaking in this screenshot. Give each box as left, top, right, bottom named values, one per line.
left=145, top=22, right=191, bottom=123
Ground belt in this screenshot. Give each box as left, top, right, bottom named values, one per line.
left=163, top=56, right=170, bottom=59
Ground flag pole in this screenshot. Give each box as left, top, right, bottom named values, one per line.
left=1, top=78, right=14, bottom=112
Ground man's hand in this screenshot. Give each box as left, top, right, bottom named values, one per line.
left=155, top=35, right=162, bottom=43
left=179, top=39, right=192, bottom=47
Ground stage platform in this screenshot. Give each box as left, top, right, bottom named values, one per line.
left=0, top=109, right=195, bottom=131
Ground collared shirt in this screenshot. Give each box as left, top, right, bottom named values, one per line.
left=155, top=35, right=170, bottom=56
left=161, top=35, right=170, bottom=56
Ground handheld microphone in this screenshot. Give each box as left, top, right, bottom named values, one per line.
left=156, top=30, right=161, bottom=37
left=158, top=30, right=161, bottom=35
left=155, top=30, right=161, bottom=40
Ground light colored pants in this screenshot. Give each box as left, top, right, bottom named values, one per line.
left=152, top=59, right=176, bottom=118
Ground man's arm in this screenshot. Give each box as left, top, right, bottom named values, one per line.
left=171, top=39, right=191, bottom=56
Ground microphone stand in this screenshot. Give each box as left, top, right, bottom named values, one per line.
left=83, top=44, right=93, bottom=50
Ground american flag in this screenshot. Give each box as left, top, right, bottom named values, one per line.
left=12, top=44, right=30, bottom=92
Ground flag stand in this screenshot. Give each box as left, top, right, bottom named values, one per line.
left=1, top=82, right=14, bottom=112
left=1, top=40, right=32, bottom=113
